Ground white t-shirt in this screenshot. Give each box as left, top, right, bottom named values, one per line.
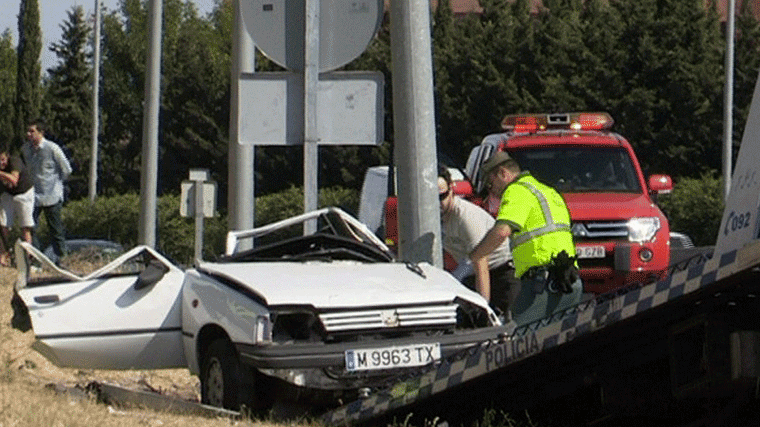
left=441, top=197, right=512, bottom=275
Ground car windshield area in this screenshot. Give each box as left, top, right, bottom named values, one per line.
left=509, top=147, right=643, bottom=193
left=222, top=207, right=395, bottom=263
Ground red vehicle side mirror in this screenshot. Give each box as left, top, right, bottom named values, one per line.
left=648, top=174, right=673, bottom=194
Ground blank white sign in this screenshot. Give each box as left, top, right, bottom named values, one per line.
left=238, top=71, right=384, bottom=145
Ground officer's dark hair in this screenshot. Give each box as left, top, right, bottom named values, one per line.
left=438, top=164, right=452, bottom=185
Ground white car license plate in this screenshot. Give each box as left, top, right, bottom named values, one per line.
left=576, top=245, right=606, bottom=259
left=345, top=343, right=441, bottom=372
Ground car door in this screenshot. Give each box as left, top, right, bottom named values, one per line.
left=15, top=244, right=187, bottom=370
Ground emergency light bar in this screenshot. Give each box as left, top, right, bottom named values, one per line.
left=501, top=112, right=614, bottom=132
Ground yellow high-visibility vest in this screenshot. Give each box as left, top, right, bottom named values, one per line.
left=496, top=173, right=576, bottom=278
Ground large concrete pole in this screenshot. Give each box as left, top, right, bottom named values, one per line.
left=138, top=0, right=162, bottom=247
left=303, top=0, right=319, bottom=234
left=389, top=0, right=442, bottom=268
left=228, top=0, right=256, bottom=245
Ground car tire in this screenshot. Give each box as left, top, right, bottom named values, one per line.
left=201, top=338, right=253, bottom=411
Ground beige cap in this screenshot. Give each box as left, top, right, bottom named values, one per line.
left=481, top=151, right=511, bottom=177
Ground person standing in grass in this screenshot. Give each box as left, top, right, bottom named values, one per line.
left=0, top=147, right=35, bottom=266
left=22, top=120, right=72, bottom=261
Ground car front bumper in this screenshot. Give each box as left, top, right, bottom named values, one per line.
left=235, top=324, right=513, bottom=370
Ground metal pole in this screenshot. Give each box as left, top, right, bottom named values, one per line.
left=88, top=0, right=100, bottom=202
left=228, top=0, right=256, bottom=249
left=389, top=0, right=442, bottom=267
left=194, top=180, right=204, bottom=263
left=723, top=0, right=735, bottom=202
left=303, top=0, right=319, bottom=235
left=138, top=0, right=162, bottom=247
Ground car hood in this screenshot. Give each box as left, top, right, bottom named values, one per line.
left=563, top=192, right=664, bottom=221
left=195, top=261, right=488, bottom=309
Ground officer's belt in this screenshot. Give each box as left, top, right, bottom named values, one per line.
left=520, top=265, right=549, bottom=280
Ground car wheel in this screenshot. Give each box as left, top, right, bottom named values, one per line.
left=201, top=338, right=250, bottom=410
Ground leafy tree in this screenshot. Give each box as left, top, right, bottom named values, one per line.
left=15, top=0, right=42, bottom=149
left=98, top=0, right=149, bottom=195
left=99, top=0, right=233, bottom=197
left=424, top=0, right=727, bottom=178
left=158, top=0, right=232, bottom=195
left=0, top=30, right=16, bottom=147
left=659, top=173, right=723, bottom=246
left=575, top=0, right=626, bottom=110
left=44, top=6, right=93, bottom=200
left=38, top=0, right=760, bottom=203
left=605, top=0, right=724, bottom=178
left=529, top=0, right=591, bottom=111
left=431, top=0, right=537, bottom=164
left=733, top=0, right=760, bottom=156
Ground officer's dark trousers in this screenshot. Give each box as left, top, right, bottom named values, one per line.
left=511, top=274, right=583, bottom=327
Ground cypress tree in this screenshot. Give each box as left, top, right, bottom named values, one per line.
left=608, top=0, right=724, bottom=177
left=44, top=6, right=93, bottom=200
left=0, top=30, right=17, bottom=146
left=15, top=0, right=41, bottom=149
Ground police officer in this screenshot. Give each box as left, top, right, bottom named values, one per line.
left=469, top=151, right=583, bottom=326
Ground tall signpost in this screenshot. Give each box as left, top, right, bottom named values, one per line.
left=237, top=0, right=441, bottom=267
left=239, top=0, right=385, bottom=233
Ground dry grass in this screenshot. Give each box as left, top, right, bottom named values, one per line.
left=0, top=265, right=317, bottom=427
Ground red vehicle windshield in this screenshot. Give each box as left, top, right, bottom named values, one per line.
left=508, top=147, right=643, bottom=193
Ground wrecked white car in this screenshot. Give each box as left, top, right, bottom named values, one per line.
left=13, top=207, right=501, bottom=412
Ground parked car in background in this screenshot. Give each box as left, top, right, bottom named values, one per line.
left=669, top=232, right=695, bottom=249
left=13, top=207, right=502, bottom=413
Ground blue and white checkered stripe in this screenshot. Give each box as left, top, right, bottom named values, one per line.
left=322, top=245, right=759, bottom=425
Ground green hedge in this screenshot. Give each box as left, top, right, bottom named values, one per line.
left=658, top=173, right=724, bottom=247
left=25, top=177, right=724, bottom=266
left=53, top=186, right=358, bottom=266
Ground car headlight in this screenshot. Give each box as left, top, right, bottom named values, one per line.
left=627, top=217, right=660, bottom=243
left=271, top=310, right=325, bottom=343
